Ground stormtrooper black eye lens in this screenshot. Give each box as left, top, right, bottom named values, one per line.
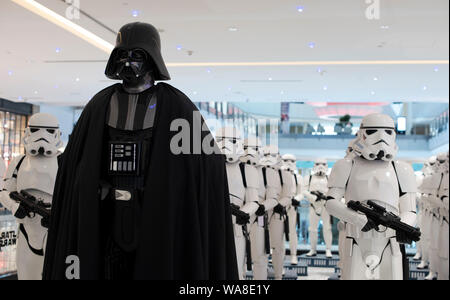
left=385, top=130, right=393, bottom=135
left=231, top=139, right=237, bottom=144
left=47, top=129, right=55, bottom=134
left=30, top=128, right=39, bottom=133
left=366, top=130, right=377, bottom=135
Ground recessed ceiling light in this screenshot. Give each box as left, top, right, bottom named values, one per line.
left=373, top=77, right=379, bottom=81
left=18, top=96, right=23, bottom=101
left=206, top=69, right=212, bottom=73
left=34, top=91, right=38, bottom=94
left=434, top=67, right=439, bottom=72
left=228, top=27, right=238, bottom=32
left=323, top=86, right=328, bottom=91
left=296, top=6, right=305, bottom=12
left=281, top=91, right=285, bottom=95
left=268, top=77, right=273, bottom=81
left=371, top=91, right=376, bottom=95
left=131, top=10, right=140, bottom=17
left=7, top=71, right=13, bottom=76
left=193, top=91, right=198, bottom=95
left=308, top=42, right=316, bottom=49
left=176, top=45, right=183, bottom=51
left=422, top=86, right=428, bottom=91
left=380, top=25, right=390, bottom=30
left=55, top=47, right=61, bottom=53
left=54, top=85, right=59, bottom=89
left=75, top=77, right=80, bottom=82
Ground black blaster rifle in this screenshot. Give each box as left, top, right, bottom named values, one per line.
left=311, top=191, right=327, bottom=201
left=10, top=191, right=51, bottom=227
left=230, top=203, right=252, bottom=271
left=347, top=200, right=421, bottom=244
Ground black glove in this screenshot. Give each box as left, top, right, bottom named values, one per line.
left=292, top=198, right=300, bottom=207
left=14, top=202, right=31, bottom=219
left=396, top=230, right=413, bottom=244
left=41, top=217, right=50, bottom=229
left=236, top=212, right=250, bottom=226
left=273, top=204, right=285, bottom=216
left=361, top=218, right=379, bottom=232
left=255, top=204, right=266, bottom=217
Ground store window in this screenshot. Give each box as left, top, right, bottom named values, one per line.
left=0, top=111, right=28, bottom=167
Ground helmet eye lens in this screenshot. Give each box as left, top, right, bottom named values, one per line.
left=131, top=49, right=147, bottom=61
left=47, top=129, right=56, bottom=134
left=385, top=130, right=393, bottom=135
left=366, top=129, right=378, bottom=135
left=30, top=128, right=40, bottom=133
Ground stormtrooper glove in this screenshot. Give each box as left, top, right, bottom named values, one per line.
left=255, top=204, right=266, bottom=217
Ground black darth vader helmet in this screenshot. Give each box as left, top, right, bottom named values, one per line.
left=105, top=22, right=171, bottom=81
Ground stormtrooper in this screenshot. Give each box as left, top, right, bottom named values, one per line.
left=261, top=145, right=293, bottom=280
left=436, top=152, right=449, bottom=280
left=420, top=155, right=443, bottom=280
left=326, top=113, right=418, bottom=280
left=44, top=22, right=237, bottom=280
left=424, top=152, right=449, bottom=280
left=337, top=138, right=359, bottom=273
left=243, top=138, right=279, bottom=280
left=302, top=158, right=333, bottom=258
left=281, top=154, right=302, bottom=265
left=0, top=113, right=61, bottom=280
left=216, top=128, right=260, bottom=280
left=261, top=145, right=287, bottom=280
left=415, top=157, right=436, bottom=268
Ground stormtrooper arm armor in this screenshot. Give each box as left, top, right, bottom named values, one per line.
left=301, top=177, right=317, bottom=203
left=278, top=173, right=293, bottom=207
left=395, top=161, right=418, bottom=227
left=240, top=165, right=261, bottom=216
left=0, top=156, right=24, bottom=215
left=263, top=168, right=281, bottom=211
left=325, top=159, right=368, bottom=229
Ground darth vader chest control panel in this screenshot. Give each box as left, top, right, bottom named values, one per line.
left=108, top=142, right=140, bottom=175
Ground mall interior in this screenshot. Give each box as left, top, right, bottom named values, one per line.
left=0, top=0, right=448, bottom=281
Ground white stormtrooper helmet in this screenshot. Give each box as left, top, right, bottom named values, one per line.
left=23, top=113, right=62, bottom=157
left=423, top=156, right=437, bottom=175
left=437, top=152, right=449, bottom=172
left=260, top=145, right=281, bottom=167
left=353, top=114, right=398, bottom=161
left=216, top=127, right=244, bottom=163
left=242, top=136, right=262, bottom=166
left=281, top=154, right=297, bottom=172
left=312, top=158, right=328, bottom=176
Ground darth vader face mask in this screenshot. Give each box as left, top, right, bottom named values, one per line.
left=113, top=48, right=154, bottom=84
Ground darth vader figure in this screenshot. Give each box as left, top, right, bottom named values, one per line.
left=43, top=22, right=237, bottom=280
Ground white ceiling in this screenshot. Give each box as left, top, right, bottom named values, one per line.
left=0, top=0, right=448, bottom=106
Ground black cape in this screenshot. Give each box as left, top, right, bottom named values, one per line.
left=43, top=83, right=238, bottom=280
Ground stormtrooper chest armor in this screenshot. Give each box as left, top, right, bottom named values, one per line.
left=346, top=157, right=400, bottom=211
left=226, top=163, right=245, bottom=207
left=309, top=175, right=328, bottom=194
left=17, top=155, right=58, bottom=200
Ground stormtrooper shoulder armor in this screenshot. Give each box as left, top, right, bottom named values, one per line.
left=393, top=161, right=418, bottom=193
left=328, top=158, right=353, bottom=189
left=4, top=155, right=25, bottom=181
left=2, top=155, right=25, bottom=192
